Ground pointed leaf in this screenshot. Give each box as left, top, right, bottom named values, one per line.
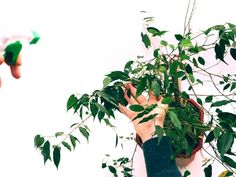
left=62, top=141, right=71, bottom=151
left=34, top=135, right=45, bottom=148
left=168, top=111, right=182, bottom=130
left=53, top=146, right=61, bottom=169
left=41, top=141, right=51, bottom=164
left=151, top=80, right=161, bottom=96
left=204, top=164, right=212, bottom=177
left=217, top=132, right=234, bottom=155
left=129, top=104, right=144, bottom=112
left=79, top=127, right=90, bottom=141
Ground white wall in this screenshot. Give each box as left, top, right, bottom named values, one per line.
left=0, top=0, right=235, bottom=176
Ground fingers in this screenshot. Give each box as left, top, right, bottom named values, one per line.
left=124, top=89, right=139, bottom=105
left=118, top=103, right=135, bottom=120
left=0, top=54, right=4, bottom=65
left=124, top=83, right=147, bottom=104
left=10, top=66, right=21, bottom=79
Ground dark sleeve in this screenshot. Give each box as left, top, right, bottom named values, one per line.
left=142, top=137, right=182, bottom=177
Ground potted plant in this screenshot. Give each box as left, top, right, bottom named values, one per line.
left=34, top=1, right=236, bottom=176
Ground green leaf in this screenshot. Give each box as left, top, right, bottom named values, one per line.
left=115, top=134, right=118, bottom=148
left=70, top=135, right=78, bottom=149
left=160, top=40, right=168, bottom=46
left=79, top=127, right=90, bottom=141
left=168, top=111, right=182, bottom=130
left=175, top=34, right=183, bottom=41
left=55, top=132, right=64, bottom=138
left=185, top=64, right=193, bottom=74
left=181, top=91, right=189, bottom=99
left=90, top=102, right=98, bottom=118
left=205, top=131, right=215, bottom=143
left=218, top=112, right=236, bottom=127
left=151, top=80, right=161, bottom=96
left=217, top=132, right=234, bottom=156
left=136, top=77, right=147, bottom=97
left=223, top=156, right=236, bottom=168
left=4, top=41, right=22, bottom=66
left=180, top=39, right=193, bottom=47
left=53, top=146, right=61, bottom=169
left=155, top=125, right=164, bottom=145
left=147, top=27, right=167, bottom=36
left=62, top=141, right=71, bottom=151
left=141, top=33, right=151, bottom=48
left=211, top=100, right=234, bottom=107
left=205, top=96, right=213, bottom=103
left=98, top=110, right=105, bottom=121
left=102, top=163, right=107, bottom=168
left=41, top=141, right=51, bottom=164
left=188, top=74, right=195, bottom=83
left=204, top=164, right=212, bottom=177
left=230, top=48, right=236, bottom=60
left=67, top=94, right=78, bottom=111
left=96, top=91, right=118, bottom=108
left=103, top=77, right=112, bottom=88
left=129, top=104, right=144, bottom=112
left=170, top=60, right=179, bottom=74
left=197, top=98, right=203, bottom=106
left=153, top=49, right=159, bottom=58
left=213, top=127, right=221, bottom=139
left=161, top=97, right=174, bottom=104
left=106, top=71, right=129, bottom=81
left=198, top=56, right=205, bottom=65
left=223, top=83, right=230, bottom=91
left=138, top=114, right=158, bottom=124
left=34, top=135, right=45, bottom=148
left=215, top=43, right=227, bottom=64
left=108, top=165, right=117, bottom=174
left=30, top=31, right=40, bottom=44
left=183, top=170, right=191, bottom=177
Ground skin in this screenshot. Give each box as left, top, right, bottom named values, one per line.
left=0, top=53, right=21, bottom=87
left=119, top=83, right=169, bottom=143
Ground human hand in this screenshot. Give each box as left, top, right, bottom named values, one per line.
left=119, top=83, right=168, bottom=143
left=0, top=53, right=21, bottom=87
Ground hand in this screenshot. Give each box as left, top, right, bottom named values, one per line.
left=119, top=83, right=168, bottom=143
left=0, top=53, right=21, bottom=87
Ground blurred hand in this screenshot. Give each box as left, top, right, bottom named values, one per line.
left=0, top=53, right=21, bottom=87
left=119, top=83, right=168, bottom=143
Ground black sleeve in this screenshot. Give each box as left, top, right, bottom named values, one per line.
left=142, top=137, right=182, bottom=177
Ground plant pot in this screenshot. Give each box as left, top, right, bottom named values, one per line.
left=135, top=98, right=204, bottom=161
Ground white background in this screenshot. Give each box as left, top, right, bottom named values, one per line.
left=0, top=0, right=235, bottom=176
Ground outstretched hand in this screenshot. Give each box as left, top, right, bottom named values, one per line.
left=0, top=53, right=21, bottom=87
left=119, top=83, right=168, bottom=143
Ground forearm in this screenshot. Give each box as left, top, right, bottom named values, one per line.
left=142, top=137, right=182, bottom=177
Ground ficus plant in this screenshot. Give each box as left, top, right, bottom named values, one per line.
left=34, top=1, right=236, bottom=177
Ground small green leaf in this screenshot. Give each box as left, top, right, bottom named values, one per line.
left=153, top=49, right=159, bottom=58
left=197, top=98, right=203, bottom=106
left=188, top=74, right=195, bottom=83
left=223, top=156, right=236, bottom=168
left=108, top=165, right=117, bottom=174
left=53, top=146, right=61, bottom=169
left=230, top=48, right=236, bottom=60
left=129, top=104, right=144, bottom=112
left=161, top=97, right=174, bottom=104
left=205, top=131, right=215, bottom=143
left=204, top=164, right=212, bottom=177
left=155, top=125, right=164, bottom=145
left=223, top=83, right=230, bottom=91
left=215, top=43, right=227, bottom=64
left=141, top=33, right=151, bottom=48
left=138, top=114, right=158, bottom=124
left=160, top=40, right=168, bottom=46
left=211, top=100, right=234, bottom=107
left=181, top=91, right=189, bottom=99
left=102, top=163, right=107, bottom=168
left=151, top=80, right=161, bottom=96
left=34, top=135, right=45, bottom=148
left=90, top=102, right=98, bottom=118
left=67, top=94, right=78, bottom=111
left=30, top=31, right=40, bottom=44
left=205, top=96, right=213, bottom=103
left=180, top=39, right=193, bottom=47
left=103, top=77, right=112, bottom=88
left=106, top=71, right=129, bottom=81
left=62, top=141, right=71, bottom=151
left=217, top=132, right=234, bottom=156
left=79, top=127, right=90, bottom=141
left=198, top=56, right=205, bottom=65
left=41, top=141, right=51, bottom=164
left=185, top=64, right=193, bottom=74
left=213, top=127, right=221, bottom=139
left=136, top=77, right=147, bottom=97
left=168, top=111, right=182, bottom=130
left=55, top=132, right=64, bottom=138
left=98, top=110, right=105, bottom=121
left=70, top=135, right=79, bottom=149
left=175, top=34, right=183, bottom=41
left=183, top=170, right=191, bottom=177
left=170, top=60, right=179, bottom=74
left=147, top=27, right=167, bottom=36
